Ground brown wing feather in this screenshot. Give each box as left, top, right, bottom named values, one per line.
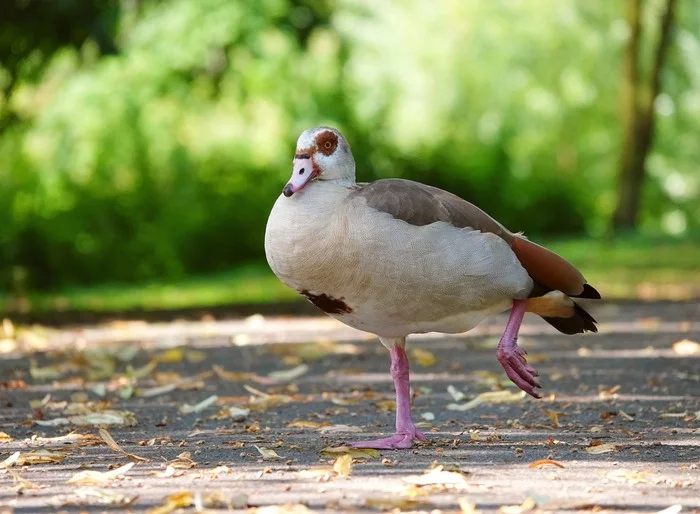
left=511, top=237, right=586, bottom=297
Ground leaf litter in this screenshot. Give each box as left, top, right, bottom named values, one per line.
left=99, top=428, right=149, bottom=462
left=66, top=462, right=135, bottom=485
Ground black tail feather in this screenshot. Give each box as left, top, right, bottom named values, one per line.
left=542, top=302, right=598, bottom=335
left=572, top=283, right=601, bottom=299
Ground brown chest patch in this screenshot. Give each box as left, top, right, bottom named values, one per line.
left=299, top=290, right=353, bottom=314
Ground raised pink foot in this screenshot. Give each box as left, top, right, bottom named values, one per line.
left=497, top=299, right=542, bottom=399
left=347, top=428, right=426, bottom=449
left=347, top=341, right=427, bottom=450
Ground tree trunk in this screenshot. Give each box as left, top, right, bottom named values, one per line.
left=612, top=0, right=677, bottom=232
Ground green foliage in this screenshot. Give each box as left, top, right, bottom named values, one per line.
left=0, top=0, right=698, bottom=290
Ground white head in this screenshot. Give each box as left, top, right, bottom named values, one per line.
left=282, top=126, right=356, bottom=197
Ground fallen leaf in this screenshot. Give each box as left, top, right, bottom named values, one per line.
left=672, top=339, right=700, bottom=356
left=99, top=428, right=149, bottom=462
left=267, top=364, right=309, bottom=382
left=403, top=465, right=470, bottom=488
left=185, top=350, right=207, bottom=363
left=333, top=454, right=352, bottom=478
left=375, top=399, right=396, bottom=412
left=421, top=412, right=435, bottom=421
left=0, top=451, right=20, bottom=468
left=447, top=385, right=466, bottom=401
left=154, top=347, right=185, bottom=364
left=147, top=491, right=193, bottom=514
left=459, top=498, right=481, bottom=514
left=318, top=424, right=363, bottom=434
left=528, top=459, right=565, bottom=469
left=606, top=469, right=649, bottom=484
left=135, top=383, right=177, bottom=398
left=210, top=406, right=250, bottom=421
left=0, top=431, right=13, bottom=442
left=655, top=506, right=683, bottom=514
left=47, top=488, right=138, bottom=509
left=66, top=462, right=134, bottom=485
left=448, top=390, right=525, bottom=411
left=320, top=446, right=380, bottom=459
left=544, top=410, right=566, bottom=427
left=16, top=450, right=67, bottom=465
left=287, top=420, right=326, bottom=429
left=243, top=384, right=294, bottom=410
left=499, top=497, right=537, bottom=514
left=411, top=348, right=437, bottom=367
left=584, top=442, right=618, bottom=454
left=659, top=412, right=688, bottom=419
left=9, top=469, right=40, bottom=491
left=255, top=446, right=281, bottom=460
left=365, top=498, right=432, bottom=510
left=255, top=505, right=315, bottom=514
left=179, top=395, right=218, bottom=414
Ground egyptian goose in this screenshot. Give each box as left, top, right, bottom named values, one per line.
left=264, top=126, right=600, bottom=449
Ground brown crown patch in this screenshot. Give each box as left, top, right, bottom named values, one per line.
left=315, top=130, right=338, bottom=156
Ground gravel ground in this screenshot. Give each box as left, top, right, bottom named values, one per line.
left=0, top=300, right=698, bottom=514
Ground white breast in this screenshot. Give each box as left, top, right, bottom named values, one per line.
left=264, top=182, right=533, bottom=338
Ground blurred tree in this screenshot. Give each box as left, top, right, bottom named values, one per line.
left=612, top=0, right=678, bottom=231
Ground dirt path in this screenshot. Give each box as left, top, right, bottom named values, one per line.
left=0, top=301, right=698, bottom=513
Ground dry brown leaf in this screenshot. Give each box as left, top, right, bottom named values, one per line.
left=318, top=424, right=363, bottom=434
left=528, top=459, right=565, bottom=469
left=135, top=383, right=177, bottom=398
left=375, top=399, right=396, bottom=412
left=0, top=431, right=12, bottom=442
left=99, top=428, right=149, bottom=462
left=411, top=348, right=437, bottom=367
left=333, top=454, right=352, bottom=478
left=320, top=446, right=380, bottom=459
left=584, top=442, right=618, bottom=454
left=212, top=364, right=260, bottom=382
left=179, top=395, right=218, bottom=414
left=448, top=390, right=524, bottom=411
left=66, top=462, right=134, bottom=485
left=298, top=466, right=336, bottom=481
left=499, top=497, right=537, bottom=514
left=244, top=384, right=293, bottom=410
left=255, top=446, right=281, bottom=460
left=147, top=491, right=193, bottom=514
left=16, top=450, right=67, bottom=465
left=287, top=420, right=327, bottom=429
left=544, top=410, right=566, bottom=427
left=672, top=339, right=700, bottom=356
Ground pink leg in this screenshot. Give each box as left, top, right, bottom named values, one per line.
left=347, top=342, right=426, bottom=449
left=496, top=299, right=542, bottom=398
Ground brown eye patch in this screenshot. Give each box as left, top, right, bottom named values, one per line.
left=315, top=130, right=338, bottom=156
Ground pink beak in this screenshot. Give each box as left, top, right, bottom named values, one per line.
left=283, top=157, right=315, bottom=197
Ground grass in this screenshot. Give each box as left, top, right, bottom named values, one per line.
left=1, top=236, right=698, bottom=315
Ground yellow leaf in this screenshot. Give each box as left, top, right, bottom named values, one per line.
left=255, top=446, right=281, bottom=460
left=147, top=491, right=193, bottom=514
left=448, top=390, right=525, bottom=411
left=212, top=364, right=258, bottom=381
left=185, top=350, right=207, bottom=363
left=528, top=459, right=565, bottom=469
left=99, top=428, right=149, bottom=462
left=411, top=348, right=437, bottom=367
left=66, top=462, right=134, bottom=485
left=333, top=454, right=352, bottom=478
left=9, top=470, right=40, bottom=490
left=584, top=442, right=618, bottom=454
left=154, top=348, right=185, bottom=363
left=544, top=410, right=566, bottom=427
left=375, top=399, right=396, bottom=412
left=0, top=431, right=12, bottom=442
left=16, top=450, right=67, bottom=465
left=320, top=446, right=380, bottom=459
left=672, top=339, right=700, bottom=356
